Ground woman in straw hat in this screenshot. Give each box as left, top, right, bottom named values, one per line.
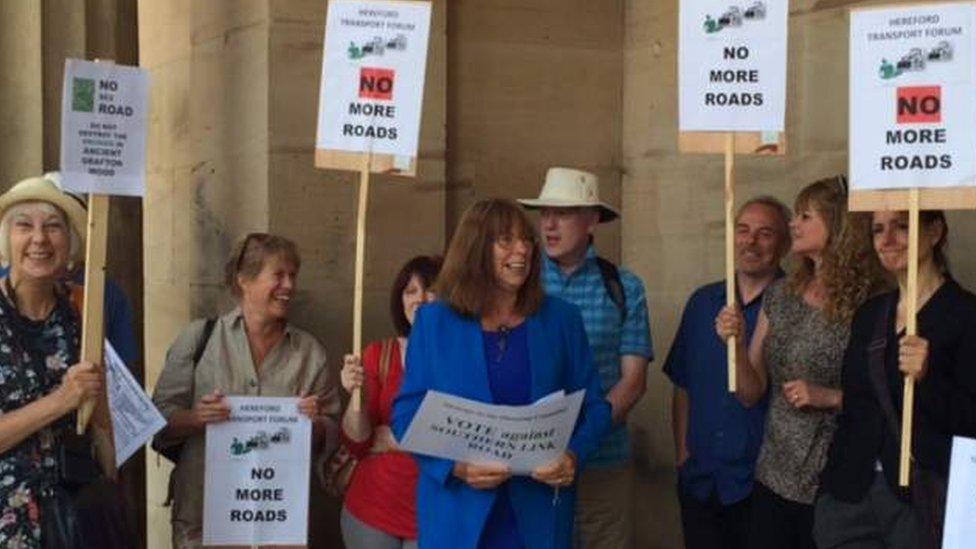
left=0, top=174, right=131, bottom=548
left=392, top=198, right=611, bottom=548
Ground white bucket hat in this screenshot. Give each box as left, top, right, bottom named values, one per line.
left=517, top=167, right=619, bottom=223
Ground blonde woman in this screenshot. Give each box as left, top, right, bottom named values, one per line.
left=716, top=176, right=887, bottom=549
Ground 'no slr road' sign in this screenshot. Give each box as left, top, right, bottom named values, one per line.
left=60, top=59, right=149, bottom=197
left=850, top=2, right=976, bottom=192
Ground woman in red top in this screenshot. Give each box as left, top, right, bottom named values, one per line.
left=340, top=255, right=441, bottom=548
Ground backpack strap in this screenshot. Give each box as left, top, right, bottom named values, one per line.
left=193, top=318, right=217, bottom=369
left=378, top=338, right=395, bottom=386
left=596, top=256, right=627, bottom=324
left=867, top=295, right=901, bottom=441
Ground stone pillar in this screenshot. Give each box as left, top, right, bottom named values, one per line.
left=139, top=1, right=446, bottom=546
left=0, top=1, right=43, bottom=186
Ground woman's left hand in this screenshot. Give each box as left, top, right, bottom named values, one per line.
left=782, top=379, right=840, bottom=409
left=899, top=335, right=929, bottom=382
left=297, top=394, right=321, bottom=419
left=531, top=451, right=577, bottom=488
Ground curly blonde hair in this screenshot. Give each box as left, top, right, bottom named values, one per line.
left=788, top=176, right=889, bottom=323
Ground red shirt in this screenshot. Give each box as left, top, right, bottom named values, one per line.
left=341, top=339, right=418, bottom=539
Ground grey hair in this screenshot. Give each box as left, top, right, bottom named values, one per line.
left=0, top=201, right=82, bottom=269
left=737, top=195, right=793, bottom=246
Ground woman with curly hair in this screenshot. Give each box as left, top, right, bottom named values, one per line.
left=715, top=176, right=887, bottom=549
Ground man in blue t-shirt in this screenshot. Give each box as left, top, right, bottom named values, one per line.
left=663, top=196, right=791, bottom=549
left=520, top=168, right=653, bottom=549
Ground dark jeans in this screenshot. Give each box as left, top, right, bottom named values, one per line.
left=813, top=473, right=920, bottom=549
left=677, top=482, right=750, bottom=549
left=748, top=482, right=815, bottom=549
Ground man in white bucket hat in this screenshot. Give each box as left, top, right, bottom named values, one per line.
left=519, top=167, right=653, bottom=549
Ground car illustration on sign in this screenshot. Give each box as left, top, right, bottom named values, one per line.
left=704, top=3, right=765, bottom=34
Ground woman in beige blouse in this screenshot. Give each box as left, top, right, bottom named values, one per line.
left=152, top=233, right=340, bottom=548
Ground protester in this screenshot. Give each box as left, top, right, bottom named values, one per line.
left=392, top=198, right=612, bottom=548
left=665, top=196, right=791, bottom=549
left=338, top=255, right=441, bottom=548
left=815, top=210, right=976, bottom=549
left=0, top=173, right=139, bottom=365
left=152, top=233, right=341, bottom=548
left=518, top=168, right=653, bottom=548
left=716, top=176, right=886, bottom=549
left=0, top=174, right=133, bottom=548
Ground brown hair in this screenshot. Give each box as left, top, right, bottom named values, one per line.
left=921, top=211, right=951, bottom=276
left=789, top=176, right=887, bottom=323
left=434, top=198, right=544, bottom=318
left=224, top=233, right=301, bottom=296
left=390, top=255, right=443, bottom=337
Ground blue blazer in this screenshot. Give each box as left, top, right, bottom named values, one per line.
left=393, top=297, right=612, bottom=549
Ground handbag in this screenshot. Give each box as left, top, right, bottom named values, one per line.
left=324, top=338, right=395, bottom=497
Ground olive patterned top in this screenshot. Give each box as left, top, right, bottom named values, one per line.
left=755, top=280, right=849, bottom=504
left=0, top=289, right=80, bottom=548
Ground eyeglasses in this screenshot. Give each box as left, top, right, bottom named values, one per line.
left=494, top=234, right=536, bottom=250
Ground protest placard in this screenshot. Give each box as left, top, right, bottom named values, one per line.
left=943, top=436, right=976, bottom=548
left=399, top=390, right=585, bottom=474
left=316, top=0, right=432, bottom=161
left=678, top=1, right=788, bottom=391
left=850, top=2, right=976, bottom=193
left=314, top=1, right=433, bottom=413
left=203, top=397, right=312, bottom=546
left=679, top=0, right=788, bottom=132
left=60, top=59, right=150, bottom=197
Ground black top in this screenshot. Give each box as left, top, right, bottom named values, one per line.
left=820, top=279, right=976, bottom=502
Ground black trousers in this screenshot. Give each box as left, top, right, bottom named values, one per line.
left=677, top=482, right=750, bottom=549
left=747, top=482, right=815, bottom=549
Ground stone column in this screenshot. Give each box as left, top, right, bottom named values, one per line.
left=139, top=1, right=446, bottom=546
left=0, top=1, right=43, bottom=186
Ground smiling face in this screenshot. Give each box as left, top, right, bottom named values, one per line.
left=491, top=229, right=534, bottom=295
left=238, top=254, right=298, bottom=321
left=538, top=207, right=599, bottom=267
left=402, top=273, right=436, bottom=326
left=5, top=202, right=72, bottom=283
left=735, top=202, right=788, bottom=278
left=790, top=204, right=830, bottom=259
left=871, top=210, right=941, bottom=274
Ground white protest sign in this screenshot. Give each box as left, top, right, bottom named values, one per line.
left=399, top=390, right=585, bottom=475
left=943, top=436, right=976, bottom=548
left=316, top=0, right=432, bottom=157
left=104, top=341, right=165, bottom=467
left=60, top=59, right=149, bottom=196
left=203, top=396, right=311, bottom=547
left=850, top=3, right=976, bottom=191
left=678, top=0, right=788, bottom=131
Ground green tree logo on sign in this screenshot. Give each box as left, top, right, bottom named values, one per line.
left=72, top=78, right=95, bottom=112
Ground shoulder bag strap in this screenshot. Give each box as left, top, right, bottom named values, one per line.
left=867, top=295, right=902, bottom=440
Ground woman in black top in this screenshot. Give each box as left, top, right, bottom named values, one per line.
left=815, top=210, right=976, bottom=549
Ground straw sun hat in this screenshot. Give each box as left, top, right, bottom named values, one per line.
left=0, top=173, right=88, bottom=263
left=517, top=167, right=619, bottom=223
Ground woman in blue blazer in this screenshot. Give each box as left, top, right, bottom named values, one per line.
left=393, top=198, right=612, bottom=549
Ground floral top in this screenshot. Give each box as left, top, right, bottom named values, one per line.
left=0, top=290, right=80, bottom=548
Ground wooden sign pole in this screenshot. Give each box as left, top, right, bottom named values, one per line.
left=76, top=194, right=109, bottom=434
left=725, top=133, right=737, bottom=392
left=899, top=188, right=920, bottom=486
left=350, top=152, right=372, bottom=413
